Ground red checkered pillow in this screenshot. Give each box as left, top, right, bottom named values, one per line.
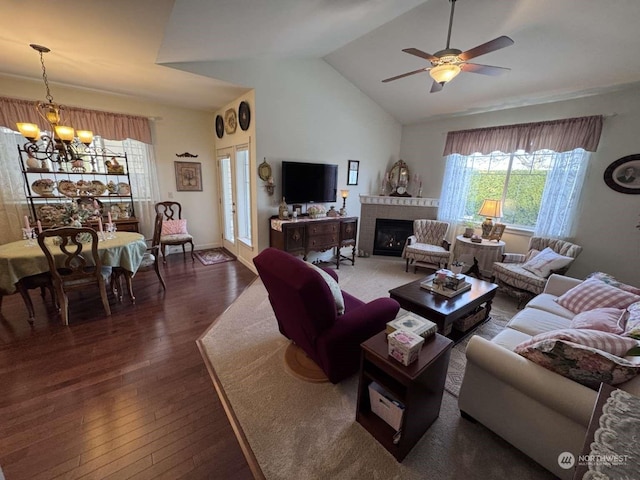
left=556, top=278, right=640, bottom=314
left=514, top=328, right=638, bottom=357
left=161, top=219, right=188, bottom=235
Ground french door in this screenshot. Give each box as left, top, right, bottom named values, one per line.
left=217, top=144, right=251, bottom=256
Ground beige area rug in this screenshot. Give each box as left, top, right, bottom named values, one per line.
left=198, top=256, right=554, bottom=480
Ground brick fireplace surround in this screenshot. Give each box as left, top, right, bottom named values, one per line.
left=358, top=195, right=439, bottom=256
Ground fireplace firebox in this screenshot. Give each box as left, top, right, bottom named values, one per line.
left=373, top=219, right=414, bottom=257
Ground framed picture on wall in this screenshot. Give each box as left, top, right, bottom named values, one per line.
left=347, top=160, right=360, bottom=185
left=175, top=161, right=202, bottom=191
left=604, top=154, right=640, bottom=194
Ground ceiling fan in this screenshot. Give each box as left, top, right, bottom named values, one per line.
left=382, top=0, right=514, bottom=92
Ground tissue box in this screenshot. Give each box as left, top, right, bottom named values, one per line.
left=369, top=382, right=405, bottom=431
left=388, top=329, right=424, bottom=366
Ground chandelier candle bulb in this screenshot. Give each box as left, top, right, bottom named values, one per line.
left=24, top=215, right=30, bottom=230
left=37, top=220, right=42, bottom=234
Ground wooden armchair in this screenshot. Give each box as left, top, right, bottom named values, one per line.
left=401, top=220, right=451, bottom=273
left=154, top=201, right=194, bottom=263
left=37, top=227, right=112, bottom=325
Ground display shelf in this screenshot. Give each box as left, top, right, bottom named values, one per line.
left=18, top=147, right=138, bottom=232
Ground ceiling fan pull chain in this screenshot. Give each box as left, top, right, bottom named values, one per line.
left=446, top=0, right=457, bottom=49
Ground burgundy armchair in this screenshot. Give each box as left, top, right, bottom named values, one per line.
left=253, top=248, right=400, bottom=383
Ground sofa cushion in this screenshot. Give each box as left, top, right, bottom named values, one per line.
left=526, top=293, right=575, bottom=319
left=308, top=263, right=345, bottom=315
left=515, top=339, right=640, bottom=389
left=507, top=308, right=573, bottom=337
left=522, top=247, right=574, bottom=278
left=515, top=329, right=638, bottom=357
left=555, top=278, right=640, bottom=313
left=491, top=328, right=533, bottom=350
left=570, top=308, right=627, bottom=334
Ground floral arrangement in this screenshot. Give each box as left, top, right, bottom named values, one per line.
left=59, top=200, right=100, bottom=226
left=307, top=204, right=327, bottom=218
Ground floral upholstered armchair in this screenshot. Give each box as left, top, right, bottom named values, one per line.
left=491, top=236, right=583, bottom=307
left=402, top=219, right=451, bottom=273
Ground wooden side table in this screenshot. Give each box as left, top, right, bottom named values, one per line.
left=355, top=331, right=453, bottom=461
left=452, top=235, right=505, bottom=279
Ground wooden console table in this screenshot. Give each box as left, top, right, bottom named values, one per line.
left=269, top=216, right=357, bottom=268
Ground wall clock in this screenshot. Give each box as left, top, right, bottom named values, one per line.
left=215, top=115, right=224, bottom=139
left=238, top=101, right=251, bottom=131
left=224, top=108, right=237, bottom=135
left=604, top=154, right=640, bottom=194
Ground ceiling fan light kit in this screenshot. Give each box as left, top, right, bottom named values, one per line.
left=383, top=0, right=514, bottom=92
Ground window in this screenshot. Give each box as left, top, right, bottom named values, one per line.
left=440, top=148, right=590, bottom=238
left=235, top=146, right=252, bottom=246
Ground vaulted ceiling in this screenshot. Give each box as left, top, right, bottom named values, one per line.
left=2, top=0, right=640, bottom=124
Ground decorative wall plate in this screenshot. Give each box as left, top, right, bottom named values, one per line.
left=215, top=115, right=224, bottom=139
left=31, top=178, right=55, bottom=196
left=57, top=180, right=78, bottom=197
left=258, top=158, right=272, bottom=181
left=224, top=108, right=237, bottom=134
left=117, top=182, right=131, bottom=196
left=239, top=101, right=251, bottom=130
left=604, top=154, right=640, bottom=194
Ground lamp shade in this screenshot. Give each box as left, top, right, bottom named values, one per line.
left=429, top=64, right=461, bottom=84
left=76, top=130, right=94, bottom=145
left=54, top=125, right=75, bottom=142
left=16, top=123, right=40, bottom=140
left=341, top=189, right=349, bottom=199
left=478, top=199, right=503, bottom=218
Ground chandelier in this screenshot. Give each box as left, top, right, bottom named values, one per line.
left=16, top=44, right=95, bottom=172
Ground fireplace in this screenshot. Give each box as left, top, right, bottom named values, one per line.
left=373, top=219, right=414, bottom=257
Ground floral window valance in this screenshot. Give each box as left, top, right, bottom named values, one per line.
left=0, top=96, right=152, bottom=144
left=443, top=115, right=603, bottom=156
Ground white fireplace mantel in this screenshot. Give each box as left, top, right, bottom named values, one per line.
left=359, top=194, right=440, bottom=207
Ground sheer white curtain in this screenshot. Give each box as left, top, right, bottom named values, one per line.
left=437, top=153, right=474, bottom=243
left=0, top=127, right=30, bottom=244
left=534, top=149, right=590, bottom=238
left=122, top=139, right=161, bottom=238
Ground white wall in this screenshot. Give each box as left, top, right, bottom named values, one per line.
left=400, top=86, right=640, bottom=285
left=0, top=74, right=220, bottom=252
left=176, top=58, right=402, bottom=261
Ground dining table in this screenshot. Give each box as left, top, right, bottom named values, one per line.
left=0, top=232, right=148, bottom=319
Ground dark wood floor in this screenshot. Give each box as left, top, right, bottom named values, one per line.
left=0, top=254, right=258, bottom=479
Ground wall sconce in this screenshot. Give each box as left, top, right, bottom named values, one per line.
left=265, top=176, right=275, bottom=196
left=340, top=189, right=349, bottom=216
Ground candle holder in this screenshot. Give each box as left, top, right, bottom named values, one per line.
left=22, top=227, right=36, bottom=247
left=340, top=189, right=349, bottom=216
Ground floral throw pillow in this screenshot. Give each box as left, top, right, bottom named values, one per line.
left=516, top=339, right=640, bottom=389
left=514, top=329, right=638, bottom=357
left=587, top=272, right=640, bottom=296
left=307, top=263, right=345, bottom=315
left=161, top=219, right=188, bottom=236
left=624, top=302, right=640, bottom=340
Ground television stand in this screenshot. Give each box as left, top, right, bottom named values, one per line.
left=269, top=215, right=358, bottom=269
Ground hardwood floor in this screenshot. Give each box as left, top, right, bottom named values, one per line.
left=0, top=254, right=258, bottom=479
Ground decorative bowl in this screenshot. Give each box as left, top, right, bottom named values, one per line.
left=31, top=178, right=55, bottom=196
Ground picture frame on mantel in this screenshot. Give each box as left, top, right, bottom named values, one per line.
left=175, top=161, right=202, bottom=191
left=347, top=160, right=359, bottom=185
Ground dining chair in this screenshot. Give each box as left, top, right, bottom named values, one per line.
left=0, top=272, right=56, bottom=325
left=37, top=226, right=112, bottom=325
left=112, top=212, right=166, bottom=303
left=154, top=201, right=194, bottom=263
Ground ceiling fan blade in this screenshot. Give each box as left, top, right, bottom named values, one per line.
left=458, top=36, right=514, bottom=61
left=461, top=63, right=510, bottom=76
left=430, top=80, right=444, bottom=93
left=382, top=68, right=429, bottom=83
left=402, top=48, right=439, bottom=63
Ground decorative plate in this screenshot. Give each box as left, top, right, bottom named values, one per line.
left=31, top=178, right=56, bottom=196
left=258, top=159, right=272, bottom=181
left=215, top=115, right=224, bottom=139
left=37, top=204, right=66, bottom=225
left=117, top=182, right=131, bottom=195
left=57, top=180, right=78, bottom=197
left=224, top=108, right=237, bottom=134
left=239, top=101, right=251, bottom=131
left=91, top=180, right=107, bottom=196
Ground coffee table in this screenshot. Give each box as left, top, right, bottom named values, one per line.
left=389, top=274, right=498, bottom=339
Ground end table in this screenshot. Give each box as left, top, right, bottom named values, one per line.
left=453, top=235, right=505, bottom=279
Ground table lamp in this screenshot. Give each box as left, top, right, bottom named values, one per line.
left=478, top=199, right=502, bottom=239
left=340, top=190, right=349, bottom=216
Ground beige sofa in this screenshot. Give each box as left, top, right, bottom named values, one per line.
left=458, top=274, right=640, bottom=479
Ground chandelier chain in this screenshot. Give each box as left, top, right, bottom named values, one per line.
left=38, top=49, right=54, bottom=104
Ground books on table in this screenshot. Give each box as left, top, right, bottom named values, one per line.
left=386, top=313, right=437, bottom=339
left=420, top=278, right=472, bottom=298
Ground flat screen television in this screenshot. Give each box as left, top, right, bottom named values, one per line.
left=281, top=161, right=338, bottom=204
